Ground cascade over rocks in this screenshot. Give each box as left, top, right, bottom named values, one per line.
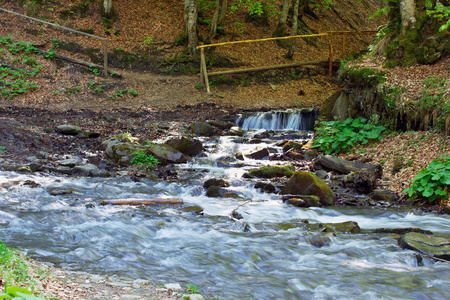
left=281, top=171, right=335, bottom=206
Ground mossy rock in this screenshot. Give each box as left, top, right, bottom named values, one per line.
left=306, top=221, right=361, bottom=234
left=190, top=122, right=215, bottom=136
left=249, top=165, right=295, bottom=178
left=181, top=205, right=204, bottom=214
left=281, top=171, right=335, bottom=206
left=399, top=232, right=450, bottom=261
left=282, top=141, right=304, bottom=153
left=165, top=137, right=203, bottom=157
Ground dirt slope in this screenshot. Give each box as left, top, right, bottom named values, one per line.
left=0, top=0, right=381, bottom=111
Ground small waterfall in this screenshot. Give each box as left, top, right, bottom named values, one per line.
left=235, top=109, right=318, bottom=130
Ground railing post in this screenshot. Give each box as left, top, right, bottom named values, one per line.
left=200, top=48, right=211, bottom=93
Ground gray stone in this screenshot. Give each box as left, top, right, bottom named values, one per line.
left=72, top=164, right=101, bottom=176
left=164, top=283, right=182, bottom=291
left=331, top=91, right=350, bottom=121
left=57, top=125, right=82, bottom=135
left=244, top=147, right=270, bottom=160
left=182, top=295, right=205, bottom=300
left=57, top=157, right=82, bottom=168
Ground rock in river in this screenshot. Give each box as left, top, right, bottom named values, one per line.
left=398, top=232, right=450, bottom=261
left=281, top=171, right=335, bottom=206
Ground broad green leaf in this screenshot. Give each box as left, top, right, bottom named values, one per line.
left=423, top=187, right=434, bottom=197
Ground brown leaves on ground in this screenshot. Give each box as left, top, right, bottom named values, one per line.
left=344, top=131, right=450, bottom=197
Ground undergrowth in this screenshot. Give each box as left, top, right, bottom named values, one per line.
left=131, top=150, right=159, bottom=170
left=312, top=117, right=385, bottom=154
left=0, top=241, right=48, bottom=299
left=403, top=156, right=450, bottom=203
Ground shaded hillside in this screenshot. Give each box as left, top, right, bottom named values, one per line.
left=0, top=0, right=381, bottom=110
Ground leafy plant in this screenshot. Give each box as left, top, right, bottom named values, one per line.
left=0, top=146, right=7, bottom=154
left=0, top=241, right=45, bottom=293
left=88, top=66, right=101, bottom=76
left=427, top=1, right=450, bottom=32
left=403, top=156, right=450, bottom=203
left=131, top=150, right=159, bottom=170
left=0, top=285, right=47, bottom=300
left=116, top=89, right=138, bottom=97
left=312, top=117, right=385, bottom=154
left=186, top=284, right=200, bottom=294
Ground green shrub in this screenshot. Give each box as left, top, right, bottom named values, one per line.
left=131, top=150, right=159, bottom=170
left=403, top=156, right=450, bottom=203
left=312, top=117, right=385, bottom=154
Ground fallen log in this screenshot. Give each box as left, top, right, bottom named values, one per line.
left=315, top=155, right=382, bottom=178
left=34, top=49, right=121, bottom=77
left=100, top=198, right=183, bottom=206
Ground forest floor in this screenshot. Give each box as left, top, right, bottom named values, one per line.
left=0, top=0, right=449, bottom=299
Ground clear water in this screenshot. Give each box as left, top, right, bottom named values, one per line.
left=0, top=132, right=449, bottom=299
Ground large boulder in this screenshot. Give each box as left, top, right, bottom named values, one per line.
left=398, top=232, right=450, bottom=261
left=190, top=122, right=215, bottom=136
left=165, top=137, right=204, bottom=157
left=148, top=144, right=188, bottom=165
left=281, top=171, right=335, bottom=206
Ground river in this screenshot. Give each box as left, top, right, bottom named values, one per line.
left=1, top=117, right=449, bottom=299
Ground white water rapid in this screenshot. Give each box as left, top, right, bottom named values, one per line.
left=0, top=128, right=449, bottom=299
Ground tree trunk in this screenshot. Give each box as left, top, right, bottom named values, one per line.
left=218, top=0, right=228, bottom=27
left=185, top=0, right=198, bottom=55
left=399, top=0, right=416, bottom=36
left=286, top=0, right=300, bottom=59
left=208, top=0, right=221, bottom=43
left=273, top=0, right=292, bottom=37
left=99, top=0, right=115, bottom=19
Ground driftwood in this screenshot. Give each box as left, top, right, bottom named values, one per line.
left=315, top=155, right=382, bottom=178
left=100, top=198, right=183, bottom=206
left=34, top=49, right=121, bottom=77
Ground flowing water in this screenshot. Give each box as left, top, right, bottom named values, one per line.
left=0, top=118, right=449, bottom=299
